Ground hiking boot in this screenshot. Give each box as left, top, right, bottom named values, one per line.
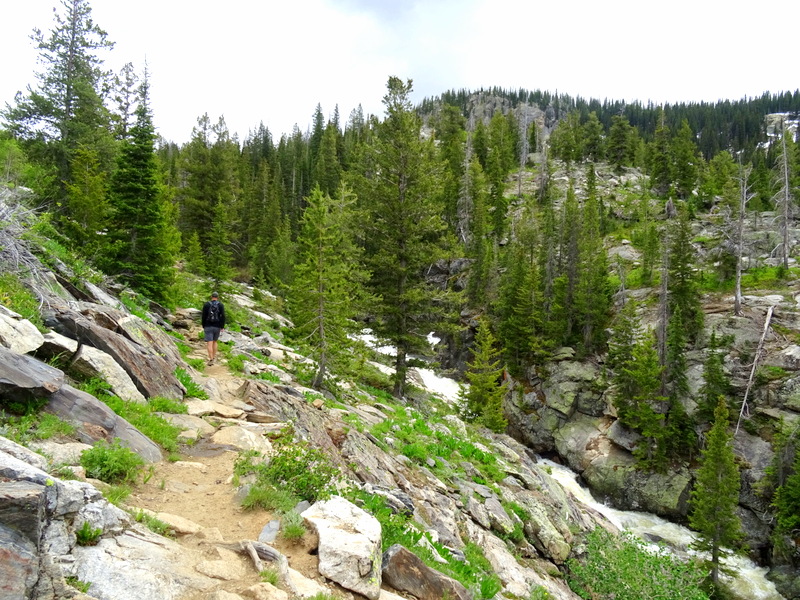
left=207, top=359, right=214, bottom=366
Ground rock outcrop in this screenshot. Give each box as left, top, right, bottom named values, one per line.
left=45, top=305, right=184, bottom=399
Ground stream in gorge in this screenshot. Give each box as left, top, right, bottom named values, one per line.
left=360, top=331, right=785, bottom=599
left=540, top=459, right=784, bottom=600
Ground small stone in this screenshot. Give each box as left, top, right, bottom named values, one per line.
left=258, top=520, right=280, bottom=544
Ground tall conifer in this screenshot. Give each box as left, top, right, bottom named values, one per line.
left=350, top=77, right=447, bottom=397
left=462, top=319, right=507, bottom=432
left=289, top=185, right=364, bottom=388
left=106, top=77, right=177, bottom=299
left=689, top=398, right=743, bottom=586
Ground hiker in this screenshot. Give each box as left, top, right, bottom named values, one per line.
left=201, top=291, right=226, bottom=365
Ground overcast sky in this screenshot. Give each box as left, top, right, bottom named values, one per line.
left=3, top=0, right=799, bottom=144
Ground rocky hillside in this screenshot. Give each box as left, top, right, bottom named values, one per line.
left=0, top=187, right=607, bottom=600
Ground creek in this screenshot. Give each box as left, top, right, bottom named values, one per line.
left=540, top=459, right=784, bottom=600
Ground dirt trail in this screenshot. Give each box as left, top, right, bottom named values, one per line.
left=125, top=334, right=320, bottom=595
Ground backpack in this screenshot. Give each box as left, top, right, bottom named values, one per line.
left=207, top=300, right=221, bottom=324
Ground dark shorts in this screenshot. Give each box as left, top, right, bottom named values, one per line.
left=203, top=326, right=222, bottom=342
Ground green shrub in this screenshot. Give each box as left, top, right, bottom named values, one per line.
left=80, top=440, right=145, bottom=483
left=351, top=491, right=500, bottom=599
left=226, top=353, right=245, bottom=373
left=256, top=371, right=281, bottom=384
left=75, top=520, right=103, bottom=546
left=401, top=442, right=430, bottom=465
left=567, top=528, right=708, bottom=600
left=264, top=437, right=339, bottom=502
left=35, top=413, right=76, bottom=439
left=0, top=412, right=75, bottom=442
left=528, top=585, right=551, bottom=599
left=280, top=509, right=306, bottom=541
left=187, top=358, right=206, bottom=371
left=77, top=377, right=114, bottom=399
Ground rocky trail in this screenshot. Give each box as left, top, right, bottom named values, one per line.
left=120, top=333, right=328, bottom=599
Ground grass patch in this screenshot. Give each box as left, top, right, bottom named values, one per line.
left=259, top=568, right=280, bottom=585
left=567, top=528, right=708, bottom=600
left=0, top=272, right=45, bottom=332
left=76, top=381, right=183, bottom=452
left=133, top=509, right=174, bottom=537
left=256, top=371, right=281, bottom=384
left=174, top=368, right=208, bottom=399
left=235, top=433, right=340, bottom=513
left=26, top=215, right=101, bottom=285
left=104, top=396, right=182, bottom=452
left=65, top=576, right=91, bottom=593
left=118, top=291, right=149, bottom=319
left=699, top=265, right=799, bottom=294
left=0, top=412, right=75, bottom=444
left=148, top=396, right=188, bottom=414
left=80, top=439, right=145, bottom=483
left=35, top=413, right=77, bottom=439
left=103, top=484, right=132, bottom=506
left=241, top=484, right=299, bottom=512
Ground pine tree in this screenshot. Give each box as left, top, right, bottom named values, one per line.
left=349, top=77, right=448, bottom=398
left=662, top=307, right=696, bottom=459
left=689, top=398, right=743, bottom=586
left=462, top=319, right=507, bottom=432
left=549, top=112, right=583, bottom=166
left=105, top=76, right=177, bottom=300
left=698, top=331, right=730, bottom=422
left=289, top=185, right=364, bottom=389
left=772, top=427, right=800, bottom=536
left=668, top=204, right=704, bottom=343
left=608, top=299, right=640, bottom=409
left=313, top=122, right=342, bottom=197
left=582, top=112, right=605, bottom=161
left=264, top=216, right=295, bottom=293
left=607, top=115, right=634, bottom=173
left=63, top=144, right=109, bottom=254
left=774, top=121, right=797, bottom=270
left=2, top=0, right=115, bottom=202
left=434, top=104, right=467, bottom=229
left=205, top=201, right=234, bottom=290
left=496, top=205, right=544, bottom=375
left=465, top=157, right=493, bottom=308
left=183, top=231, right=204, bottom=274
left=626, top=334, right=669, bottom=471
left=649, top=112, right=672, bottom=195
left=575, top=179, right=611, bottom=353
left=671, top=119, right=700, bottom=200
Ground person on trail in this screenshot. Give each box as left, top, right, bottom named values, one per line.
left=201, top=291, right=226, bottom=365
